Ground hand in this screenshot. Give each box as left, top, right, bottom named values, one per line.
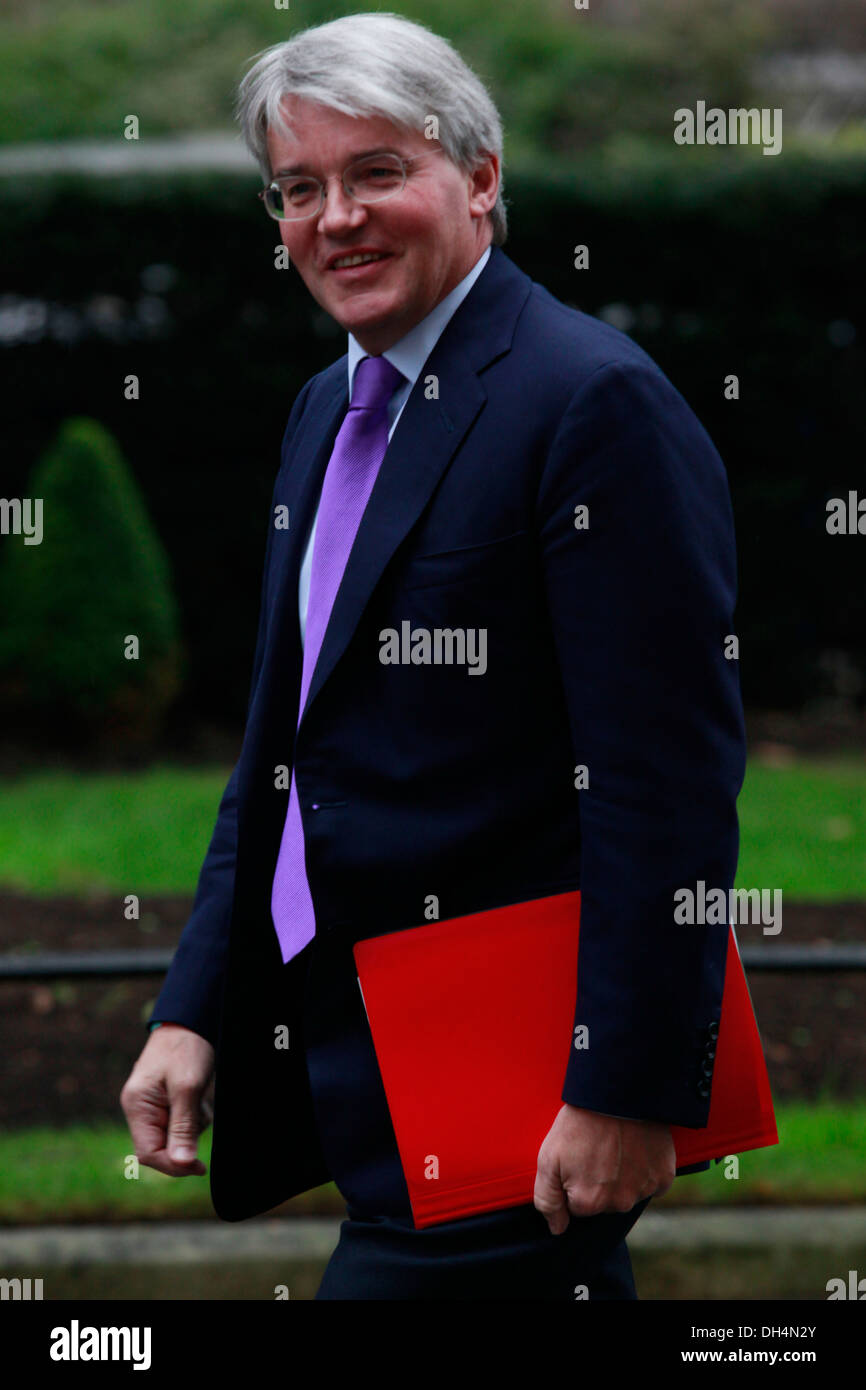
left=533, top=1103, right=675, bottom=1235
left=120, top=1024, right=215, bottom=1177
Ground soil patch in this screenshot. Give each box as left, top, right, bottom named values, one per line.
left=1, top=893, right=864, bottom=1128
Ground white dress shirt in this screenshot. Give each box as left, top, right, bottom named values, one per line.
left=297, top=245, right=491, bottom=646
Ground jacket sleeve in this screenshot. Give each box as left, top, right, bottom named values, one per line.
left=146, top=379, right=313, bottom=1045
left=534, top=358, right=746, bottom=1128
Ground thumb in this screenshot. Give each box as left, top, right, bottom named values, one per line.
left=166, top=1092, right=204, bottom=1167
left=533, top=1161, right=570, bottom=1237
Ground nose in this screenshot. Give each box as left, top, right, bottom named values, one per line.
left=316, top=175, right=367, bottom=234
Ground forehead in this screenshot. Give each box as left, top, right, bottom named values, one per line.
left=266, top=96, right=426, bottom=169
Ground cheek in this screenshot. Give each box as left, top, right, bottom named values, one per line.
left=285, top=233, right=313, bottom=269
left=408, top=202, right=453, bottom=257
left=393, top=195, right=442, bottom=240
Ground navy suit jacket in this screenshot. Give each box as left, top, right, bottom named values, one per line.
left=150, top=244, right=746, bottom=1221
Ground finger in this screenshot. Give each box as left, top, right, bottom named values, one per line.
left=136, top=1146, right=207, bottom=1179
left=533, top=1167, right=570, bottom=1236
left=122, top=1072, right=209, bottom=1177
left=652, top=1171, right=675, bottom=1201
left=122, top=1086, right=176, bottom=1171
left=126, top=1113, right=207, bottom=1177
left=127, top=1104, right=207, bottom=1176
left=166, top=1116, right=203, bottom=1166
left=563, top=1183, right=614, bottom=1218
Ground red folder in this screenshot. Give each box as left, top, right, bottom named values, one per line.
left=353, top=889, right=778, bottom=1229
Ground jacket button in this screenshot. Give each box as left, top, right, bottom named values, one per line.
left=707, top=1021, right=720, bottom=1041
left=701, top=1060, right=714, bottom=1078
left=697, top=1081, right=711, bottom=1098
left=704, top=1046, right=716, bottom=1061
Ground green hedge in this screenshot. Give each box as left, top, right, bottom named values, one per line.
left=1, top=149, right=863, bottom=734
left=0, top=417, right=183, bottom=749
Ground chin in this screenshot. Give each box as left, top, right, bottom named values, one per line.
left=339, top=303, right=397, bottom=335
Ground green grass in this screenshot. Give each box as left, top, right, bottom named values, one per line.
left=735, top=758, right=866, bottom=900
left=0, top=1100, right=863, bottom=1223
left=0, top=756, right=863, bottom=897
left=656, top=1098, right=866, bottom=1207
left=0, top=766, right=232, bottom=893
left=0, top=1121, right=346, bottom=1224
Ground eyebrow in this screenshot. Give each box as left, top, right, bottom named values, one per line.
left=271, top=146, right=406, bottom=177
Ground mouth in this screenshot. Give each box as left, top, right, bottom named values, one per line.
left=328, top=251, right=394, bottom=277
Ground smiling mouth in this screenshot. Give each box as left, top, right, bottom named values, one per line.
left=330, top=251, right=392, bottom=270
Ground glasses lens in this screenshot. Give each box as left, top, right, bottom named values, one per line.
left=345, top=154, right=405, bottom=203
left=266, top=179, right=322, bottom=220
left=263, top=185, right=284, bottom=219
left=283, top=177, right=323, bottom=216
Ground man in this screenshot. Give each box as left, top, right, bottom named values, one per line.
left=121, top=13, right=747, bottom=1300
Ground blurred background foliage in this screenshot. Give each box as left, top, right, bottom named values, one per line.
left=0, top=0, right=864, bottom=154
left=1, top=0, right=864, bottom=755
left=0, top=418, right=183, bottom=747
left=0, top=0, right=863, bottom=1224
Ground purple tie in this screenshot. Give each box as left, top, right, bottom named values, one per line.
left=271, top=354, right=405, bottom=964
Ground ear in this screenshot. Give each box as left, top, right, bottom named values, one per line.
left=467, top=151, right=499, bottom=220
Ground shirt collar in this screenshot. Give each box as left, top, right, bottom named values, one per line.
left=346, top=244, right=491, bottom=397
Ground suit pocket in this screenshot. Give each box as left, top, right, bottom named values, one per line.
left=400, top=529, right=530, bottom=592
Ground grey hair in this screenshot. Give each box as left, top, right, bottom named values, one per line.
left=234, top=12, right=507, bottom=245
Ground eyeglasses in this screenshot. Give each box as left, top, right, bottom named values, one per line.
left=258, top=148, right=448, bottom=221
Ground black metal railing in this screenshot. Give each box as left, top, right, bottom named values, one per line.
left=0, top=943, right=865, bottom=981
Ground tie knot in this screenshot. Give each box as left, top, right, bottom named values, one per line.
left=350, top=354, right=405, bottom=412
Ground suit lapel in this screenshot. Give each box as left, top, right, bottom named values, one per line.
left=269, top=372, right=348, bottom=654
left=298, top=338, right=487, bottom=729
left=270, top=246, right=533, bottom=737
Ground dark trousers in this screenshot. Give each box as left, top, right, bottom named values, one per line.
left=302, top=929, right=649, bottom=1301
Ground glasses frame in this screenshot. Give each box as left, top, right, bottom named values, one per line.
left=257, top=147, right=449, bottom=221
